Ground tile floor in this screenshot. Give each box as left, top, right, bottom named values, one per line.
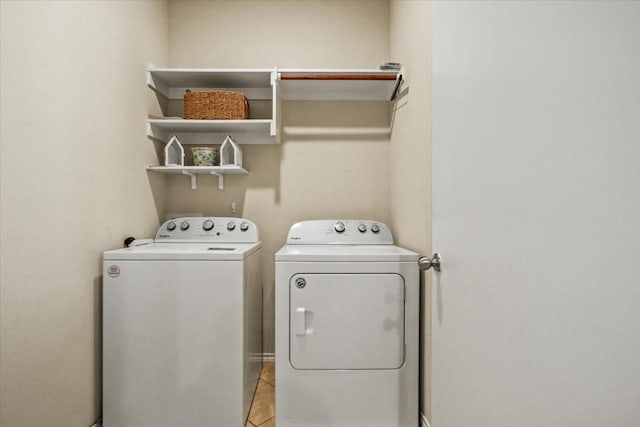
left=246, top=361, right=275, bottom=427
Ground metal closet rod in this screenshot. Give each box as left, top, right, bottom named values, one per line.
left=279, top=73, right=398, bottom=80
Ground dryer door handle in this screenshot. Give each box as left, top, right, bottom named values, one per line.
left=295, top=307, right=307, bottom=336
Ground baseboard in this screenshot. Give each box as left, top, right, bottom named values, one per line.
left=421, top=412, right=431, bottom=427
left=91, top=422, right=101, bottom=427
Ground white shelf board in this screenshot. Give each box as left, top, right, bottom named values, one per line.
left=147, top=165, right=248, bottom=175
left=147, top=118, right=276, bottom=144
left=148, top=67, right=274, bottom=99
left=148, top=118, right=272, bottom=134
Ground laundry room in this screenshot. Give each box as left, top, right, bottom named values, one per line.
left=1, top=1, right=430, bottom=426
left=3, top=1, right=640, bottom=427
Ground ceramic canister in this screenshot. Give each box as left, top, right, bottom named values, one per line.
left=191, top=147, right=217, bottom=166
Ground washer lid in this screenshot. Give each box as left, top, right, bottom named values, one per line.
left=275, top=244, right=418, bottom=262
left=104, top=242, right=262, bottom=261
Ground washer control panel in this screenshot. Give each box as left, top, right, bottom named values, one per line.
left=156, top=217, right=258, bottom=243
left=286, top=220, right=393, bottom=245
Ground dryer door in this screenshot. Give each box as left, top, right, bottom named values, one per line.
left=289, top=273, right=405, bottom=370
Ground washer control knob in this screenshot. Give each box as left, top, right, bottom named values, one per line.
left=202, top=220, right=214, bottom=231
left=334, top=222, right=346, bottom=233
left=371, top=224, right=380, bottom=234
left=240, top=222, right=249, bottom=232
left=357, top=223, right=367, bottom=233
left=180, top=221, right=190, bottom=231
left=166, top=221, right=176, bottom=231
left=227, top=222, right=236, bottom=231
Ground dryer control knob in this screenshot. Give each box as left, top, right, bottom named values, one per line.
left=240, top=222, right=249, bottom=232
left=358, top=223, right=367, bottom=233
left=202, top=220, right=214, bottom=231
left=166, top=221, right=176, bottom=231
left=334, top=222, right=346, bottom=233
left=227, top=222, right=236, bottom=231
left=371, top=224, right=380, bottom=233
left=180, top=221, right=190, bottom=231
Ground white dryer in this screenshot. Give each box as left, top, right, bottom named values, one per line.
left=103, top=217, right=262, bottom=427
left=275, top=220, right=419, bottom=427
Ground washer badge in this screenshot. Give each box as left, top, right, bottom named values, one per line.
left=107, top=265, right=121, bottom=278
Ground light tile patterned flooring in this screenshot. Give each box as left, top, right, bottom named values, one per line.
left=246, top=361, right=275, bottom=427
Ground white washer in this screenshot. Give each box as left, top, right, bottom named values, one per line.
left=103, top=217, right=262, bottom=427
left=275, top=220, right=419, bottom=427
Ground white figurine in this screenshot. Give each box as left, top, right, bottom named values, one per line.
left=164, top=135, right=185, bottom=166
left=220, top=135, right=243, bottom=167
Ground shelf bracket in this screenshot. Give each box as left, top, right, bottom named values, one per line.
left=182, top=171, right=197, bottom=190
left=271, top=68, right=279, bottom=138
left=210, top=171, right=224, bottom=190
left=390, top=71, right=404, bottom=101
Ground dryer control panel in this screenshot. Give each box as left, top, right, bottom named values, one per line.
left=155, top=217, right=259, bottom=243
left=286, top=220, right=393, bottom=245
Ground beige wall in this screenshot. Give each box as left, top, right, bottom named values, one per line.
left=390, top=0, right=432, bottom=420
left=167, top=0, right=392, bottom=354
left=0, top=1, right=169, bottom=426
left=1, top=1, right=434, bottom=424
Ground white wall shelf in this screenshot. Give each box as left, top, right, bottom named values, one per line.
left=147, top=66, right=279, bottom=145
left=146, top=66, right=403, bottom=190
left=147, top=165, right=248, bottom=190
left=147, top=68, right=274, bottom=100
left=147, top=67, right=402, bottom=101
left=277, top=69, right=402, bottom=101
left=147, top=118, right=275, bottom=145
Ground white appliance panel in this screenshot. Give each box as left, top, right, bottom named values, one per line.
left=275, top=261, right=419, bottom=427
left=103, top=216, right=262, bottom=427
left=103, top=260, right=244, bottom=427
left=289, top=273, right=405, bottom=370
left=276, top=220, right=418, bottom=427
left=242, top=252, right=263, bottom=416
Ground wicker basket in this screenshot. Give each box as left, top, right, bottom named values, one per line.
left=184, top=90, right=249, bottom=120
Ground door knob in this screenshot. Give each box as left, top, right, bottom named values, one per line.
left=418, top=253, right=441, bottom=272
